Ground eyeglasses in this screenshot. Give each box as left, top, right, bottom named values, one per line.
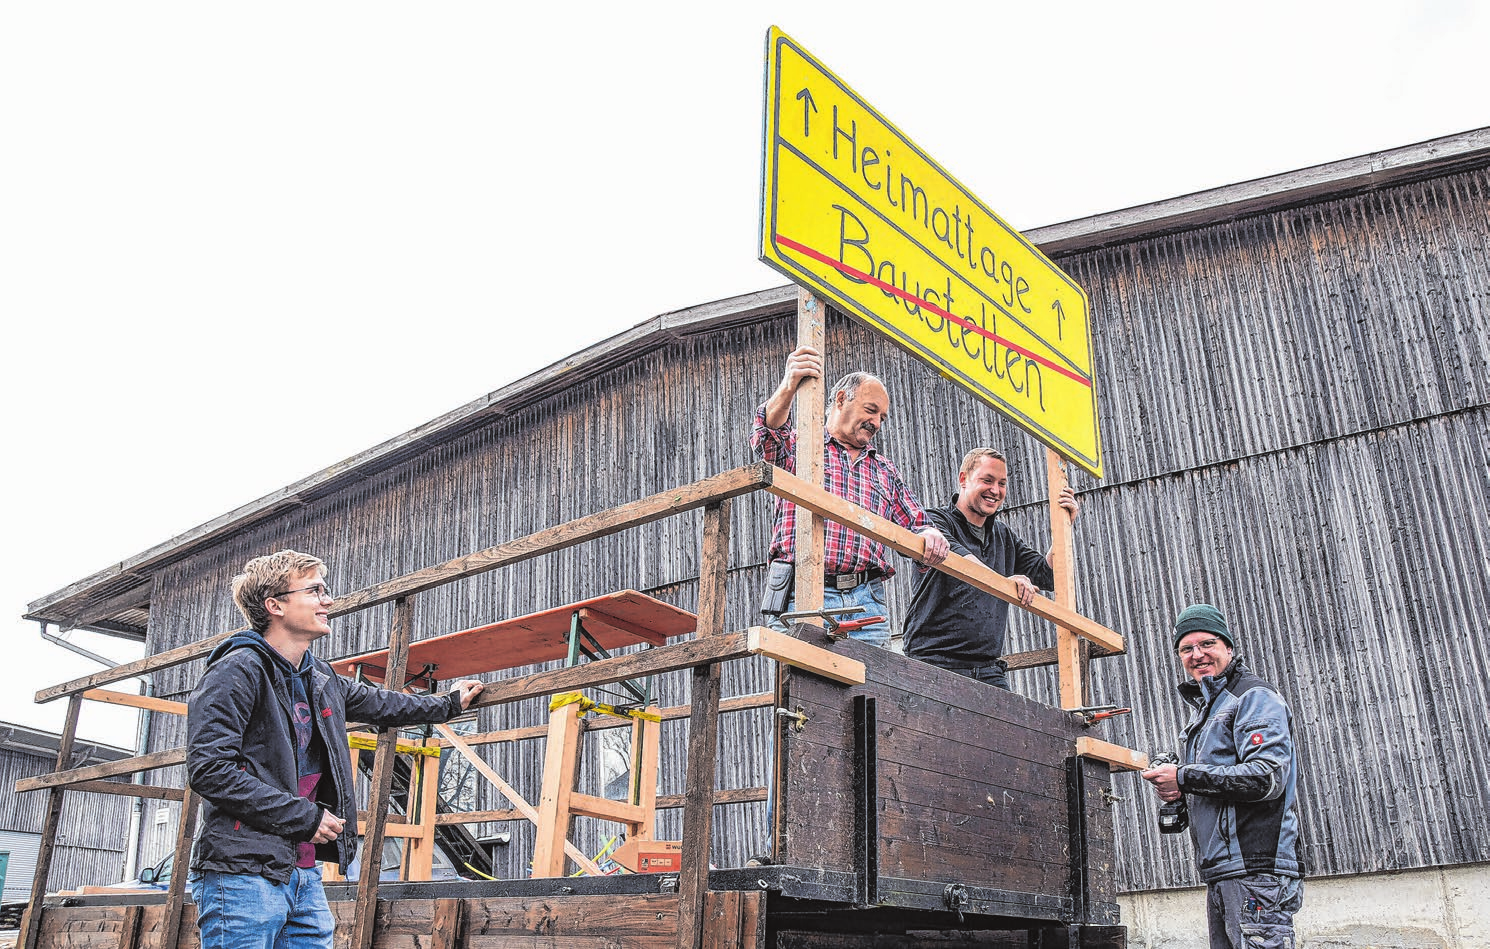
left=1177, top=637, right=1224, bottom=658
left=271, top=583, right=334, bottom=602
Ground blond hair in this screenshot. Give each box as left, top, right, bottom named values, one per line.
left=231, top=550, right=326, bottom=633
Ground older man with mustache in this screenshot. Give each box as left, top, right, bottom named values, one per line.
left=750, top=345, right=949, bottom=648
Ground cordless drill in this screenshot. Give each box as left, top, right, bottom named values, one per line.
left=1149, top=751, right=1189, bottom=834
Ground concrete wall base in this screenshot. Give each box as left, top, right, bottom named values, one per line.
left=1120, top=864, right=1490, bottom=948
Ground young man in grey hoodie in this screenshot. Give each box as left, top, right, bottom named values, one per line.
left=187, top=550, right=483, bottom=949
left=1142, top=604, right=1304, bottom=949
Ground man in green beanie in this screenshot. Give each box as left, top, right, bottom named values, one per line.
left=1142, top=604, right=1304, bottom=949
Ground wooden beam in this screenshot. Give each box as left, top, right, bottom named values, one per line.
left=748, top=627, right=865, bottom=685
left=792, top=290, right=826, bottom=624
left=1047, top=450, right=1088, bottom=710
left=351, top=596, right=414, bottom=949
left=82, top=688, right=187, bottom=716
left=430, top=898, right=465, bottom=949
left=677, top=500, right=730, bottom=949
left=14, top=748, right=186, bottom=793
left=462, top=631, right=758, bottom=713
left=566, top=792, right=648, bottom=824
left=68, top=779, right=185, bottom=802
left=36, top=630, right=234, bottom=704
left=431, top=692, right=774, bottom=747
left=1075, top=736, right=1148, bottom=772
left=157, top=786, right=198, bottom=949
left=766, top=466, right=1125, bottom=653
left=334, top=465, right=771, bottom=615
left=1003, top=644, right=1119, bottom=671
left=19, top=693, right=81, bottom=949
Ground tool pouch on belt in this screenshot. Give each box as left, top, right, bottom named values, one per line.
left=759, top=560, right=794, bottom=615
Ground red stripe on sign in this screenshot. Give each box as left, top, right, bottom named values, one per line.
left=775, top=234, right=1091, bottom=388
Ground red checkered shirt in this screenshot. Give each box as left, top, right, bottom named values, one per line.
left=751, top=404, right=931, bottom=577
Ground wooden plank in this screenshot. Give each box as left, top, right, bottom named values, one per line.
left=20, top=692, right=81, bottom=949
left=15, top=748, right=186, bottom=793
left=333, top=465, right=771, bottom=615
left=331, top=590, right=698, bottom=683
left=747, top=626, right=865, bottom=685
left=434, top=692, right=774, bottom=747
left=35, top=631, right=234, bottom=704
left=351, top=596, right=414, bottom=949
left=566, top=792, right=646, bottom=824
left=462, top=631, right=757, bottom=713
left=792, top=289, right=827, bottom=624
left=1076, top=736, right=1148, bottom=772
left=1003, top=644, right=1119, bottom=670
left=430, top=898, right=465, bottom=949
left=156, top=787, right=198, bottom=949
left=82, top=688, right=188, bottom=716
left=677, top=500, right=729, bottom=949
left=117, top=905, right=144, bottom=949
left=68, top=779, right=185, bottom=801
left=464, top=893, right=681, bottom=942
left=766, top=466, right=1125, bottom=653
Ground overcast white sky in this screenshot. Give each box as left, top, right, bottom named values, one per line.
left=2, top=2, right=1485, bottom=746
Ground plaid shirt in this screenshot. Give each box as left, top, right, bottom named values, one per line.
left=751, top=404, right=931, bottom=577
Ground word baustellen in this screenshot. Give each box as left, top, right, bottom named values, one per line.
left=829, top=203, right=1048, bottom=412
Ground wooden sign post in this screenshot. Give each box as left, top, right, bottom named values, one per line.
left=791, top=288, right=827, bottom=623
left=1046, top=450, right=1089, bottom=709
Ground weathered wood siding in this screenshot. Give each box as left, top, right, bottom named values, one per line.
left=134, top=161, right=1488, bottom=891
left=1, top=748, right=132, bottom=892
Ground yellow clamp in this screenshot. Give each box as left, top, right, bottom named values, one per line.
left=549, top=692, right=661, bottom=724
left=346, top=734, right=442, bottom=758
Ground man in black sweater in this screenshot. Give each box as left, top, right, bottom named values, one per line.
left=902, top=448, right=1078, bottom=689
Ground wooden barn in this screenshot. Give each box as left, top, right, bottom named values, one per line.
left=0, top=722, right=132, bottom=918
left=16, top=125, right=1490, bottom=947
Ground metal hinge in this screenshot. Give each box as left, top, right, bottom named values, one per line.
left=944, top=882, right=970, bottom=923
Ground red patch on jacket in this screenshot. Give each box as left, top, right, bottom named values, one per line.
left=1250, top=733, right=1264, bottom=746
left=322, top=708, right=334, bottom=717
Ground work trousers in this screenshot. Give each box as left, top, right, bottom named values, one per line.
left=1206, top=873, right=1303, bottom=949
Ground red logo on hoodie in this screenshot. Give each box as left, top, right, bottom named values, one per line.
left=1250, top=733, right=1264, bottom=746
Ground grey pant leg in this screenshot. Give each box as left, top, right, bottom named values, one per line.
left=1207, top=875, right=1303, bottom=949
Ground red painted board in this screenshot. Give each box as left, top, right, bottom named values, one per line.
left=330, top=590, right=698, bottom=684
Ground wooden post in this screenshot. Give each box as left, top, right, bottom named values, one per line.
left=792, top=289, right=827, bottom=623
left=350, top=596, right=414, bottom=949
left=405, top=738, right=440, bottom=880
left=677, top=499, right=730, bottom=949
left=1047, top=450, right=1088, bottom=709
left=532, top=698, right=584, bottom=877
left=19, top=692, right=82, bottom=949
left=630, top=705, right=661, bottom=841
left=157, top=787, right=199, bottom=949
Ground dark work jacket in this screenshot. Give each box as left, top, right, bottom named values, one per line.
left=186, top=631, right=465, bottom=882
left=903, top=499, right=1053, bottom=666
left=1176, top=658, right=1302, bottom=882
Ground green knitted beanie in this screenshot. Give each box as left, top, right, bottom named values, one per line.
left=1172, top=604, right=1234, bottom=651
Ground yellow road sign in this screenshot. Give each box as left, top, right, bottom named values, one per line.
left=759, top=27, right=1103, bottom=477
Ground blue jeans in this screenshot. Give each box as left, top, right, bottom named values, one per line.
left=763, top=578, right=891, bottom=648
left=190, top=867, right=334, bottom=949
left=1206, top=873, right=1303, bottom=949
